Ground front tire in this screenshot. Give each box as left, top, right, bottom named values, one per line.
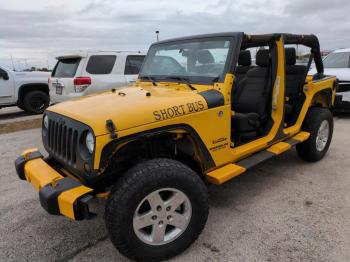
left=17, top=101, right=25, bottom=111
left=105, top=158, right=209, bottom=261
left=23, top=90, right=49, bottom=114
left=296, top=107, right=333, bottom=162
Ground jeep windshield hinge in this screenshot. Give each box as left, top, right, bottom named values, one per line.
left=106, top=119, right=117, bottom=139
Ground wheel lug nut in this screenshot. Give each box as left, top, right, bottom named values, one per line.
left=166, top=206, right=171, bottom=211
left=159, top=220, right=163, bottom=226
left=152, top=215, right=157, bottom=220
left=167, top=215, right=172, bottom=220
left=157, top=206, right=162, bottom=211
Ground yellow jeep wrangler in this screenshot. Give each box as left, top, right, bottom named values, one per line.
left=15, top=33, right=337, bottom=261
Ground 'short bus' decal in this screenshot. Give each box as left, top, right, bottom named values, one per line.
left=153, top=101, right=205, bottom=121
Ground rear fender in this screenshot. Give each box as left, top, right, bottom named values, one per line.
left=311, top=88, right=333, bottom=108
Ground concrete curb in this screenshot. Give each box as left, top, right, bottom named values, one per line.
left=0, top=118, right=42, bottom=134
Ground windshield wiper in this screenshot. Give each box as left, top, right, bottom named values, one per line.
left=165, top=76, right=196, bottom=90
left=140, top=76, right=158, bottom=86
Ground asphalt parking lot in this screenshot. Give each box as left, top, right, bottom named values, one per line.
left=1, top=116, right=350, bottom=262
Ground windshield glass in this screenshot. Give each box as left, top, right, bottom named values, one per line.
left=139, top=38, right=232, bottom=83
left=52, top=58, right=81, bottom=77
left=323, top=52, right=350, bottom=68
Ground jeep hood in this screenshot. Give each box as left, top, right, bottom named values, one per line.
left=47, top=86, right=212, bottom=136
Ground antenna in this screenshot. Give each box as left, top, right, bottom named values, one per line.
left=155, top=30, right=159, bottom=42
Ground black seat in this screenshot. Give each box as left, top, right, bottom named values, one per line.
left=231, top=49, right=272, bottom=133
left=231, top=51, right=253, bottom=105
left=193, top=50, right=217, bottom=74
left=235, top=50, right=252, bottom=83
left=284, top=48, right=307, bottom=116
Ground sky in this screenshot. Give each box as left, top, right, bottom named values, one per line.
left=1, top=0, right=350, bottom=70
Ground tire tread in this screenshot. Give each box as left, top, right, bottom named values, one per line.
left=105, top=158, right=208, bottom=261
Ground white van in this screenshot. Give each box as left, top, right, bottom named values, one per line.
left=49, top=51, right=146, bottom=103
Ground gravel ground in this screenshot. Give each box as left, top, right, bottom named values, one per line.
left=1, top=116, right=350, bottom=262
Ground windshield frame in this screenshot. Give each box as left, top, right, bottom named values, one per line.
left=139, top=34, right=241, bottom=85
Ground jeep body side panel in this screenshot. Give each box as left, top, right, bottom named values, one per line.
left=283, top=76, right=336, bottom=136
left=94, top=103, right=233, bottom=170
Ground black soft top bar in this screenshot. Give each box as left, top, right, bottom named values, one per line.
left=283, top=34, right=323, bottom=73
left=242, top=33, right=323, bottom=73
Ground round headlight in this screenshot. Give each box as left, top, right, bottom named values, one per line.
left=86, top=132, right=95, bottom=154
left=43, top=115, right=49, bottom=129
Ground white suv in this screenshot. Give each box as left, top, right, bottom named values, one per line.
left=310, top=48, right=350, bottom=111
left=49, top=51, right=145, bottom=104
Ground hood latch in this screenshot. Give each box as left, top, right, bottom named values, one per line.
left=106, top=119, right=117, bottom=139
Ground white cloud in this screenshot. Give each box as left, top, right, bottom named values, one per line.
left=0, top=0, right=349, bottom=69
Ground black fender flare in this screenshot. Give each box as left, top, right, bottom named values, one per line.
left=99, top=124, right=215, bottom=173
left=17, top=83, right=49, bottom=104
left=312, top=88, right=333, bottom=109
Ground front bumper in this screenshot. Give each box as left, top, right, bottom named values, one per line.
left=15, top=148, right=94, bottom=220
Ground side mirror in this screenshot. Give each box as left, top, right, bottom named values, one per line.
left=338, top=82, right=350, bottom=92
left=0, top=71, right=9, bottom=80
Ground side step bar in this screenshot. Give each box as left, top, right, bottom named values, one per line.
left=206, top=131, right=310, bottom=184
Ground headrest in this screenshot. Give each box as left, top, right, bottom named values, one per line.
left=196, top=50, right=214, bottom=64
left=256, top=49, right=270, bottom=67
left=285, top=47, right=296, bottom=65
left=238, top=50, right=251, bottom=66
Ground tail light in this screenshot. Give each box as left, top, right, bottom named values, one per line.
left=74, top=77, right=91, bottom=93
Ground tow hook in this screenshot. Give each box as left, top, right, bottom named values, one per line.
left=78, top=195, right=97, bottom=220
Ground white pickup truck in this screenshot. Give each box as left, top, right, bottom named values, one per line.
left=0, top=65, right=50, bottom=114
left=49, top=51, right=145, bottom=103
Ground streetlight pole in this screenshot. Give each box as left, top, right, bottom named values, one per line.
left=155, top=31, right=159, bottom=42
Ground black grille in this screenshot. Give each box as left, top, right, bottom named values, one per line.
left=47, top=118, right=80, bottom=166
left=43, top=112, right=94, bottom=180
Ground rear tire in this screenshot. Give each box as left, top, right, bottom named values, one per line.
left=105, top=158, right=209, bottom=261
left=23, top=90, right=49, bottom=114
left=296, top=107, right=333, bottom=162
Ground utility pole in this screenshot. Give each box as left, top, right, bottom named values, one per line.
left=17, top=60, right=21, bottom=71
left=10, top=54, right=15, bottom=70
left=296, top=44, right=299, bottom=58
left=155, top=31, right=159, bottom=42
left=24, top=59, right=29, bottom=70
